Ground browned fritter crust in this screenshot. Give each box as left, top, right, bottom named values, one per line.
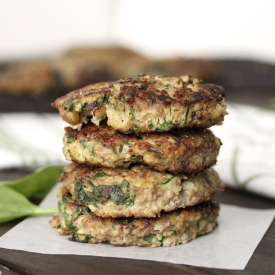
left=52, top=74, right=226, bottom=132
left=58, top=163, right=224, bottom=218
left=63, top=124, right=221, bottom=173
left=52, top=81, right=112, bottom=125
left=51, top=187, right=220, bottom=247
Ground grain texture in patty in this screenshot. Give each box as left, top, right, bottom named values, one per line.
left=50, top=187, right=220, bottom=247
left=63, top=124, right=221, bottom=173
left=59, top=163, right=224, bottom=218
left=51, top=74, right=226, bottom=132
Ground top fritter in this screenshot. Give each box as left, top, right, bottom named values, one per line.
left=52, top=74, right=226, bottom=133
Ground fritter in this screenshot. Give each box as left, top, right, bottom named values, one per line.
left=59, top=46, right=150, bottom=82
left=59, top=163, right=224, bottom=218
left=63, top=124, right=221, bottom=174
left=51, top=74, right=226, bottom=132
left=55, top=80, right=112, bottom=126
left=144, top=58, right=221, bottom=82
left=0, top=60, right=55, bottom=96
left=50, top=187, right=220, bottom=247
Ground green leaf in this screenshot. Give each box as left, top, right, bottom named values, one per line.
left=129, top=107, right=135, bottom=118
left=0, top=186, right=57, bottom=223
left=1, top=165, right=63, bottom=199
left=75, top=178, right=135, bottom=207
left=74, top=179, right=100, bottom=206
left=184, top=106, right=190, bottom=126
left=148, top=121, right=154, bottom=129
left=65, top=99, right=76, bottom=112
left=110, top=180, right=130, bottom=205
left=159, top=176, right=175, bottom=185
left=149, top=147, right=160, bottom=154
left=65, top=132, right=76, bottom=143
left=79, top=140, right=96, bottom=156
left=93, top=171, right=108, bottom=178
left=156, top=119, right=173, bottom=132
left=144, top=233, right=155, bottom=243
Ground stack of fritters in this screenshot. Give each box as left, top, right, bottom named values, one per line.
left=50, top=73, right=226, bottom=247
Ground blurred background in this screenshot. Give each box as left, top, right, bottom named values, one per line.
left=0, top=0, right=275, bottom=111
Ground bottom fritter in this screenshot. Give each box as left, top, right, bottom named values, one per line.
left=50, top=187, right=220, bottom=247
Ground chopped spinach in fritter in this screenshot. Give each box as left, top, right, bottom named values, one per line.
left=74, top=178, right=135, bottom=207
left=65, top=132, right=76, bottom=144
left=143, top=233, right=155, bottom=243
left=155, top=119, right=174, bottom=132
left=79, top=140, right=96, bottom=156
left=65, top=99, right=76, bottom=112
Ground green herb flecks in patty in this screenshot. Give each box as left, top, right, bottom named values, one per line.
left=65, top=132, right=76, bottom=144
left=65, top=99, right=76, bottom=112
left=74, top=178, right=135, bottom=207
left=79, top=140, right=97, bottom=156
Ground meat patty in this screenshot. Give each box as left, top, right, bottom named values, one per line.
left=50, top=187, right=220, bottom=247
left=63, top=124, right=221, bottom=174
left=51, top=74, right=226, bottom=132
left=58, top=163, right=224, bottom=218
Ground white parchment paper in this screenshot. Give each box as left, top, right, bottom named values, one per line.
left=0, top=183, right=274, bottom=270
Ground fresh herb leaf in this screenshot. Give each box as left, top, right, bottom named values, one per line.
left=70, top=233, right=91, bottom=243
left=75, top=179, right=135, bottom=207
left=159, top=176, right=175, bottom=185
left=184, top=106, right=190, bottom=126
left=79, top=140, right=96, bottom=156
left=74, top=179, right=100, bottom=206
left=160, top=236, right=166, bottom=245
left=129, top=107, right=135, bottom=118
left=118, top=94, right=126, bottom=103
left=116, top=217, right=134, bottom=225
left=1, top=165, right=63, bottom=199
left=132, top=155, right=143, bottom=163
left=93, top=171, right=108, bottom=178
left=97, top=114, right=106, bottom=122
left=156, top=119, right=173, bottom=132
left=115, top=141, right=130, bottom=155
left=65, top=132, right=76, bottom=143
left=81, top=102, right=89, bottom=110
left=58, top=201, right=76, bottom=230
left=65, top=99, right=76, bottom=112
left=144, top=233, right=155, bottom=243
left=95, top=95, right=107, bottom=105
left=110, top=180, right=130, bottom=205
left=149, top=147, right=160, bottom=154
left=118, top=144, right=124, bottom=154
left=148, top=121, right=154, bottom=129
left=0, top=186, right=57, bottom=223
